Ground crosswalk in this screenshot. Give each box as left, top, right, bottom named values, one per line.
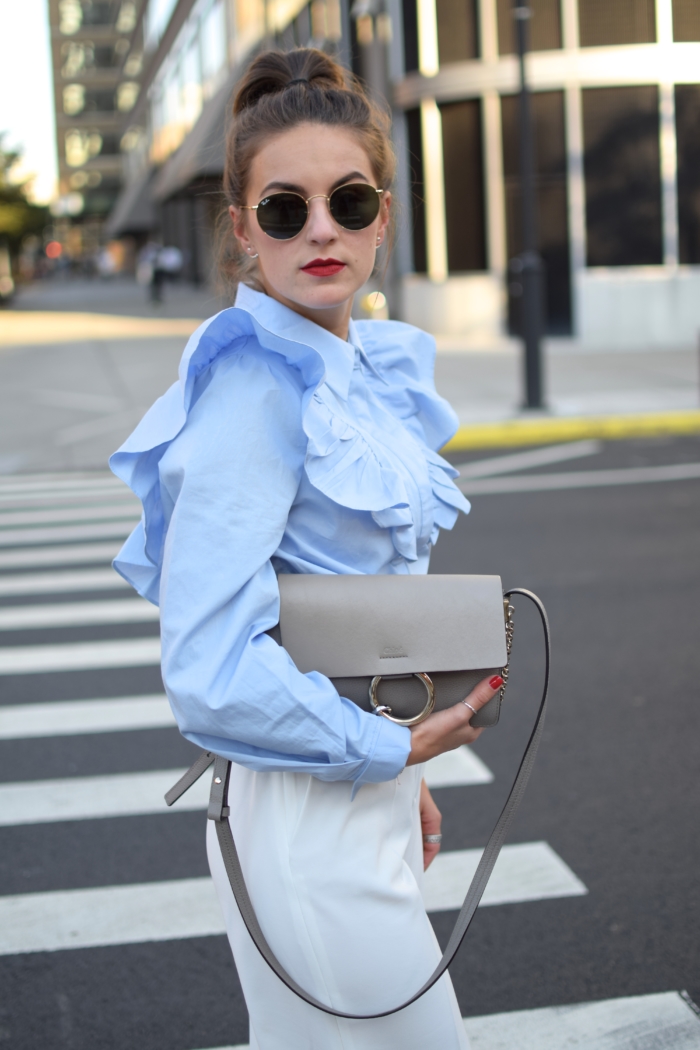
left=0, top=469, right=697, bottom=1049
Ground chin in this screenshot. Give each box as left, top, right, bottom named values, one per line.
left=293, top=282, right=359, bottom=311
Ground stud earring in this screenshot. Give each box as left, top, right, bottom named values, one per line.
left=376, top=237, right=382, bottom=245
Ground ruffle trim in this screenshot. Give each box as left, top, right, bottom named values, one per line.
left=109, top=289, right=469, bottom=601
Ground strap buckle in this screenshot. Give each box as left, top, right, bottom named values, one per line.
left=207, top=755, right=231, bottom=822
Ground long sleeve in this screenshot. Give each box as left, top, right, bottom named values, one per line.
left=157, top=348, right=411, bottom=785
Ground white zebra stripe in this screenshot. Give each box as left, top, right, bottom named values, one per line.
left=0, top=695, right=171, bottom=739
left=0, top=542, right=121, bottom=569
left=0, top=568, right=128, bottom=597
left=0, top=504, right=139, bottom=529
left=0, top=842, right=586, bottom=956
left=0, top=636, right=160, bottom=674
left=0, top=522, right=134, bottom=548
left=190, top=993, right=700, bottom=1050
left=459, top=461, right=700, bottom=496
left=0, top=748, right=493, bottom=820
left=0, top=597, right=158, bottom=631
left=455, top=440, right=602, bottom=479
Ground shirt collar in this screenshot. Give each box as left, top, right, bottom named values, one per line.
left=234, top=284, right=355, bottom=401
left=348, top=319, right=387, bottom=384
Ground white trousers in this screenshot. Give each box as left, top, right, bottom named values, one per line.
left=207, top=762, right=470, bottom=1050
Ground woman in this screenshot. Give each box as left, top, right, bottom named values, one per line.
left=111, top=47, right=503, bottom=1050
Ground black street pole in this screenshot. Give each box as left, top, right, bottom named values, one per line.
left=513, top=2, right=545, bottom=409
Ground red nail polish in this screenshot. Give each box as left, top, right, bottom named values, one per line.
left=489, top=675, right=503, bottom=689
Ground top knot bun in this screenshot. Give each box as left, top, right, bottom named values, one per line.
left=233, top=48, right=351, bottom=116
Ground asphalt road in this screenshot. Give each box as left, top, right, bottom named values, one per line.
left=0, top=432, right=698, bottom=1049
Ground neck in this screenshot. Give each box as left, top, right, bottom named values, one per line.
left=261, top=284, right=353, bottom=342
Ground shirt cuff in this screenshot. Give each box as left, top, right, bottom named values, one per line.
left=351, top=715, right=411, bottom=797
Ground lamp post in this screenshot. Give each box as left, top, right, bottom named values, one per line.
left=512, top=2, right=545, bottom=410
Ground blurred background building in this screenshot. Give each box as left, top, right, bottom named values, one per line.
left=49, top=0, right=700, bottom=348
left=48, top=0, right=143, bottom=265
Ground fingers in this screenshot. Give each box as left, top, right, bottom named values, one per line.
left=461, top=675, right=503, bottom=721
left=423, top=838, right=441, bottom=870
left=420, top=780, right=442, bottom=870
left=406, top=675, right=504, bottom=765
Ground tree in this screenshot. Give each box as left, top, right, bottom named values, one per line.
left=0, top=135, right=49, bottom=256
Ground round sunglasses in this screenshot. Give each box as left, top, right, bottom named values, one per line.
left=241, top=183, right=383, bottom=240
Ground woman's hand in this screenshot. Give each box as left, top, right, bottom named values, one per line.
left=420, top=779, right=442, bottom=870
left=406, top=675, right=503, bottom=766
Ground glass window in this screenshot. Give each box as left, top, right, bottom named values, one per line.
left=582, top=86, right=662, bottom=266
left=116, top=1, right=138, bottom=32
left=84, top=89, right=118, bottom=113
left=59, top=0, right=83, bottom=34
left=61, top=42, right=94, bottom=76
left=163, top=65, right=181, bottom=131
left=93, top=45, right=120, bottom=68
left=63, top=84, right=86, bottom=115
left=436, top=0, right=478, bottom=64
left=64, top=87, right=116, bottom=114
left=578, top=0, right=655, bottom=47
left=64, top=129, right=103, bottom=166
left=181, top=35, right=203, bottom=130
left=406, top=108, right=426, bottom=273
left=497, top=0, right=561, bottom=55
left=81, top=2, right=114, bottom=26
left=439, top=99, right=486, bottom=271
left=501, top=90, right=571, bottom=333
left=145, top=0, right=179, bottom=50
left=201, top=0, right=227, bottom=98
left=402, top=0, right=419, bottom=73
left=116, top=82, right=140, bottom=112
left=675, top=85, right=700, bottom=264
left=672, top=0, right=700, bottom=40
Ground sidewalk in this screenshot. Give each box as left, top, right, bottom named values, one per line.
left=2, top=277, right=699, bottom=471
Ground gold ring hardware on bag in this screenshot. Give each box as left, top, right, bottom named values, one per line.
left=369, top=672, right=436, bottom=726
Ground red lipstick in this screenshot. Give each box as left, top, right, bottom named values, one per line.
left=301, top=258, right=346, bottom=277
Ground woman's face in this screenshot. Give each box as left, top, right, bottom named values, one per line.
left=230, top=122, right=391, bottom=338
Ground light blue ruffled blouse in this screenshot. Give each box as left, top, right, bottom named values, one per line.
left=110, top=284, right=470, bottom=789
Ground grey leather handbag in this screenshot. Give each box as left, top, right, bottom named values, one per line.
left=268, top=573, right=513, bottom=728
left=166, top=575, right=550, bottom=1020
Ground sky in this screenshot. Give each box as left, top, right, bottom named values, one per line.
left=0, top=0, right=57, bottom=203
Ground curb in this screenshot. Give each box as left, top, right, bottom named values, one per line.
left=442, top=410, right=700, bottom=452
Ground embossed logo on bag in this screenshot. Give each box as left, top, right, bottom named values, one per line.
left=380, top=645, right=408, bottom=659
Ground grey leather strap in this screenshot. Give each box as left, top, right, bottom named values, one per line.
left=170, top=588, right=550, bottom=1019
left=164, top=749, right=214, bottom=806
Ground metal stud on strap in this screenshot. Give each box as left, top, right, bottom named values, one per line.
left=207, top=755, right=231, bottom=821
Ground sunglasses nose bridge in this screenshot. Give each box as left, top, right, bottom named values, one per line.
left=304, top=194, right=338, bottom=238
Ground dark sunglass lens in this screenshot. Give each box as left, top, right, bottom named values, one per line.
left=256, top=193, right=308, bottom=239
left=330, top=185, right=380, bottom=230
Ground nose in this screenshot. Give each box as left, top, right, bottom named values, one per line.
left=305, top=196, right=337, bottom=244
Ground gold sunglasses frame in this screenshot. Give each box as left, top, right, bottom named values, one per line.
left=241, top=185, right=383, bottom=238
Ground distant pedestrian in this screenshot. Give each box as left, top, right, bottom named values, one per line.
left=137, top=242, right=182, bottom=302
left=111, top=47, right=499, bottom=1049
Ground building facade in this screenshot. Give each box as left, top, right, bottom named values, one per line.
left=106, top=0, right=350, bottom=281
left=387, top=0, right=700, bottom=346
left=48, top=0, right=145, bottom=254
left=106, top=0, right=700, bottom=347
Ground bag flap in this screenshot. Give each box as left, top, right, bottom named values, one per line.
left=278, top=574, right=507, bottom=678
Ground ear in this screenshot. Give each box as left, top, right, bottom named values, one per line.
left=376, top=191, right=391, bottom=246
left=229, top=204, right=257, bottom=257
